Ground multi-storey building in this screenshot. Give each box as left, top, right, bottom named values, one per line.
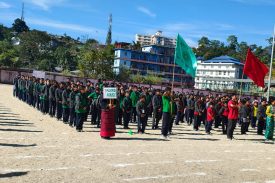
left=195, top=56, right=244, bottom=90
left=114, top=44, right=194, bottom=87
left=135, top=31, right=176, bottom=48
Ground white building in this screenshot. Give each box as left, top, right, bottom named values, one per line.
left=195, top=56, right=244, bottom=90
left=135, top=31, right=176, bottom=48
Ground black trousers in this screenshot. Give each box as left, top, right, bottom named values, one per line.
left=187, top=109, right=194, bottom=124
left=152, top=108, right=162, bottom=129
left=175, top=111, right=183, bottom=125
left=221, top=116, right=228, bottom=134
left=214, top=116, right=221, bottom=128
left=42, top=100, right=49, bottom=114
left=49, top=99, right=56, bottom=117
left=123, top=112, right=131, bottom=128
left=227, top=119, right=237, bottom=139
left=69, top=107, right=76, bottom=126
left=116, top=108, right=123, bottom=125
left=169, top=115, right=175, bottom=133
left=241, top=121, right=249, bottom=134
left=205, top=120, right=213, bottom=133
left=76, top=113, right=85, bottom=130
left=131, top=107, right=137, bottom=123
left=137, top=115, right=146, bottom=133
left=56, top=102, right=63, bottom=120
left=92, top=107, right=101, bottom=126
left=194, top=115, right=202, bottom=130
left=257, top=118, right=265, bottom=135
left=162, top=112, right=171, bottom=137
left=62, top=108, right=69, bottom=123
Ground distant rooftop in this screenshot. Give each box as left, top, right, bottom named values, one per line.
left=203, top=55, right=244, bottom=65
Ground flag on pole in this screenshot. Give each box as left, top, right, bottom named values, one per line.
left=174, top=34, right=197, bottom=78
left=244, top=48, right=269, bottom=88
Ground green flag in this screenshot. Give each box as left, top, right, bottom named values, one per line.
left=174, top=34, right=197, bottom=78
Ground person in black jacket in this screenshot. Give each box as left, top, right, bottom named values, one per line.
left=49, top=81, right=57, bottom=117
left=152, top=89, right=162, bottom=130
left=136, top=95, right=147, bottom=134
left=239, top=100, right=251, bottom=134
left=62, top=83, right=70, bottom=123
left=55, top=82, right=64, bottom=120
left=122, top=91, right=132, bottom=129
left=257, top=100, right=267, bottom=135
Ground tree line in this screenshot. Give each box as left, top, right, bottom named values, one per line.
left=0, top=18, right=274, bottom=82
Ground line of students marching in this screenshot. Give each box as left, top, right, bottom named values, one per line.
left=13, top=75, right=275, bottom=141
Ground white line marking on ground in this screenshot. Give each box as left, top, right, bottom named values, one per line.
left=240, top=169, right=260, bottom=172
left=266, top=181, right=275, bottom=183
left=123, top=172, right=206, bottom=182
left=185, top=160, right=221, bottom=163
left=112, top=161, right=174, bottom=168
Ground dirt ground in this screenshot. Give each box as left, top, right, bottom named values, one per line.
left=1, top=83, right=275, bottom=183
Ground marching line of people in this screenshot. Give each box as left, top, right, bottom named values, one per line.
left=13, top=75, right=275, bottom=141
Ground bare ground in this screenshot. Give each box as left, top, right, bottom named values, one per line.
left=0, top=84, right=275, bottom=183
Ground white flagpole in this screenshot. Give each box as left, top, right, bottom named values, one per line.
left=267, top=25, right=275, bottom=101
left=172, top=36, right=178, bottom=91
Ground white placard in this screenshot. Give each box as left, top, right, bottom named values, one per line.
left=33, top=70, right=46, bottom=78
left=103, top=87, right=117, bottom=99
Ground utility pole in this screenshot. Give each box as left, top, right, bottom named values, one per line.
left=106, top=14, right=112, bottom=45
left=21, top=2, right=25, bottom=21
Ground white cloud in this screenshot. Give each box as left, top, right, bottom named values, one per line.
left=137, top=6, right=156, bottom=18
left=0, top=1, right=11, bottom=9
left=25, top=0, right=66, bottom=10
left=27, top=18, right=105, bottom=35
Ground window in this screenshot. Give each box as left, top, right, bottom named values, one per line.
left=124, top=52, right=127, bottom=56
left=124, top=61, right=126, bottom=65
left=218, top=65, right=221, bottom=68
left=224, top=71, right=226, bottom=75
left=211, top=65, right=214, bottom=68
left=219, top=71, right=221, bottom=75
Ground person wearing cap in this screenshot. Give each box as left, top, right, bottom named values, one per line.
left=257, top=99, right=267, bottom=135
left=75, top=86, right=88, bottom=132
left=265, top=98, right=275, bottom=141
left=162, top=87, right=171, bottom=139
left=136, top=94, right=147, bottom=134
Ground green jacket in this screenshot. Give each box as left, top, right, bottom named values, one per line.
left=75, top=93, right=88, bottom=113
left=162, top=95, right=171, bottom=113
left=130, top=91, right=139, bottom=107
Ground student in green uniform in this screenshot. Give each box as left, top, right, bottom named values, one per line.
left=117, top=89, right=125, bottom=125
left=88, top=87, right=101, bottom=127
left=162, top=87, right=171, bottom=139
left=62, top=83, right=71, bottom=123
left=75, top=86, right=88, bottom=132
left=130, top=86, right=139, bottom=123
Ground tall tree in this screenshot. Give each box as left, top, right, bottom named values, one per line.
left=12, top=18, right=29, bottom=34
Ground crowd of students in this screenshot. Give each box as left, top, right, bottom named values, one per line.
left=13, top=75, right=275, bottom=141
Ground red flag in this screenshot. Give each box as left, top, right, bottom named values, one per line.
left=244, top=48, right=269, bottom=88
